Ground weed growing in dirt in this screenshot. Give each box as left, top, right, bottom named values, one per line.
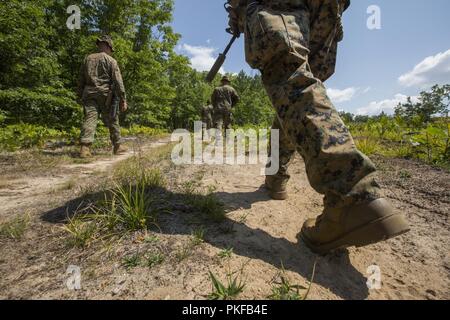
left=62, top=216, right=98, bottom=248
left=146, top=251, right=165, bottom=268
left=191, top=228, right=205, bottom=246
left=218, top=248, right=234, bottom=259
left=111, top=181, right=153, bottom=231
left=122, top=253, right=142, bottom=269
left=175, top=244, right=192, bottom=262
left=183, top=184, right=226, bottom=222
left=0, top=213, right=30, bottom=240
left=208, top=269, right=246, bottom=300
left=268, top=262, right=316, bottom=300
left=399, top=170, right=412, bottom=180
left=144, top=234, right=160, bottom=244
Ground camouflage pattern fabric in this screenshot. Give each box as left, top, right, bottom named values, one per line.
left=201, top=104, right=214, bottom=129
left=267, top=116, right=296, bottom=179
left=78, top=52, right=126, bottom=146
left=211, top=84, right=240, bottom=130
left=232, top=0, right=382, bottom=209
left=78, top=52, right=126, bottom=101
left=80, top=94, right=122, bottom=145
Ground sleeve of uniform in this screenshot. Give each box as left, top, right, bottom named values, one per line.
left=111, top=60, right=127, bottom=101
left=77, top=58, right=86, bottom=100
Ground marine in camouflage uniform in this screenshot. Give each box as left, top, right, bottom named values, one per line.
left=201, top=101, right=214, bottom=129
left=211, top=76, right=240, bottom=130
left=227, top=0, right=409, bottom=254
left=77, top=35, right=127, bottom=157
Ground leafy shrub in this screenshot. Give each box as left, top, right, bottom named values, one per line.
left=0, top=87, right=82, bottom=129
left=0, top=124, right=66, bottom=151
left=121, top=125, right=166, bottom=137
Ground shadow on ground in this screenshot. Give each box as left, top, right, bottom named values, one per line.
left=41, top=184, right=369, bottom=300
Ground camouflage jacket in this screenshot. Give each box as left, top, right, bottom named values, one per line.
left=228, top=0, right=350, bottom=81
left=211, top=85, right=240, bottom=113
left=77, top=52, right=126, bottom=101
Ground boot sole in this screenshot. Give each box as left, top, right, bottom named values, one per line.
left=269, top=191, right=288, bottom=201
left=265, top=184, right=288, bottom=201
left=300, top=213, right=410, bottom=255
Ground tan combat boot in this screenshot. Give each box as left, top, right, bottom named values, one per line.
left=79, top=144, right=92, bottom=158
left=265, top=175, right=289, bottom=200
left=113, top=144, right=127, bottom=155
left=300, top=198, right=410, bottom=255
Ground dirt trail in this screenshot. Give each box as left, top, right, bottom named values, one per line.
left=0, top=145, right=448, bottom=300
left=0, top=137, right=171, bottom=216
left=196, top=157, right=449, bottom=300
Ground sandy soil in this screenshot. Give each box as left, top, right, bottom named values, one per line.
left=0, top=145, right=448, bottom=300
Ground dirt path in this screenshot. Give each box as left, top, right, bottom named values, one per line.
left=196, top=156, right=449, bottom=300
left=0, top=137, right=171, bottom=216
left=0, top=146, right=448, bottom=300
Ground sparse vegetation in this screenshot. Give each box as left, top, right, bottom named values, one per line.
left=0, top=213, right=30, bottom=240
left=122, top=253, right=142, bottom=270
left=146, top=251, right=165, bottom=268
left=268, top=262, right=316, bottom=300
left=218, top=248, right=234, bottom=259
left=182, top=184, right=226, bottom=222
left=63, top=215, right=100, bottom=249
left=191, top=228, right=205, bottom=246
left=208, top=270, right=246, bottom=300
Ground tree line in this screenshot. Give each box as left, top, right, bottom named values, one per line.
left=0, top=0, right=274, bottom=133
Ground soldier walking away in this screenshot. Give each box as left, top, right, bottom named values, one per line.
left=201, top=100, right=214, bottom=129
left=226, top=0, right=409, bottom=255
left=77, top=35, right=128, bottom=158
left=211, top=76, right=240, bottom=130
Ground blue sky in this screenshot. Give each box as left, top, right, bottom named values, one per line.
left=172, top=0, right=450, bottom=115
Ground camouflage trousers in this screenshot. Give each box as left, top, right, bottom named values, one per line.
left=213, top=110, right=233, bottom=130
left=246, top=5, right=382, bottom=209
left=80, top=94, right=122, bottom=146
left=267, top=116, right=296, bottom=179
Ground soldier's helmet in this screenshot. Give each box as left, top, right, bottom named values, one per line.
left=96, top=35, right=115, bottom=52
left=221, top=75, right=231, bottom=84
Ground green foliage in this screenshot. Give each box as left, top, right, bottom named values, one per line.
left=145, top=251, right=165, bottom=268
left=395, top=84, right=449, bottom=127
left=344, top=85, right=450, bottom=168
left=218, top=248, right=234, bottom=259
left=0, top=0, right=276, bottom=145
left=0, top=124, right=66, bottom=151
left=232, top=71, right=275, bottom=127
left=63, top=217, right=98, bottom=249
left=0, top=88, right=82, bottom=129
left=122, top=253, right=142, bottom=269
left=110, top=181, right=155, bottom=231
left=208, top=270, right=246, bottom=300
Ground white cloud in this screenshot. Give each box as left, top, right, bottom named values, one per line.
left=398, top=49, right=450, bottom=88
left=356, top=94, right=420, bottom=116
left=180, top=43, right=224, bottom=73
left=327, top=87, right=358, bottom=104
